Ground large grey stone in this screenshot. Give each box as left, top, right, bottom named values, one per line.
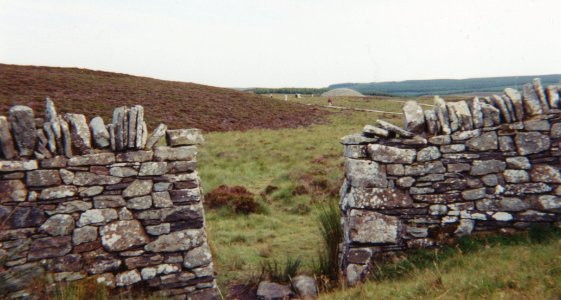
left=166, top=129, right=205, bottom=146
left=183, top=243, right=212, bottom=269
left=349, top=210, right=400, bottom=244
left=503, top=183, right=552, bottom=195
left=65, top=113, right=92, bottom=154
left=144, top=228, right=205, bottom=252
left=292, top=275, right=317, bottom=299
left=109, top=166, right=138, bottom=177
left=9, top=105, right=36, bottom=156
left=40, top=214, right=74, bottom=236
left=417, top=146, right=440, bottom=162
left=0, top=116, right=17, bottom=159
left=145, top=123, right=167, bottom=149
left=522, top=83, right=543, bottom=116
left=39, top=185, right=77, bottom=200
left=68, top=153, right=115, bottom=166
left=536, top=195, right=561, bottom=212
left=551, top=122, right=561, bottom=139
left=499, top=197, right=529, bottom=211
left=470, top=160, right=506, bottom=176
left=515, top=132, right=550, bottom=155
left=127, top=195, right=152, bottom=210
left=152, top=192, right=174, bottom=208
left=402, top=100, right=425, bottom=134
left=524, top=119, right=550, bottom=131
left=362, top=125, right=388, bottom=137
left=340, top=133, right=378, bottom=145
left=73, top=226, right=98, bottom=245
left=375, top=119, right=414, bottom=138
left=154, top=146, right=197, bottom=161
left=26, top=169, right=61, bottom=187
left=344, top=158, right=387, bottom=188
left=73, top=172, right=121, bottom=186
left=368, top=144, right=416, bottom=164
left=123, top=179, right=153, bottom=198
left=530, top=165, right=561, bottom=183
left=93, top=195, right=126, bottom=208
left=504, top=170, right=529, bottom=183
left=466, top=131, right=498, bottom=151
left=499, top=136, right=515, bottom=152
left=449, top=101, right=473, bottom=130
left=139, top=162, right=168, bottom=176
left=454, top=219, right=474, bottom=237
left=451, top=129, right=481, bottom=141
left=504, top=88, right=524, bottom=120
left=77, top=209, right=118, bottom=226
left=112, top=106, right=128, bottom=151
left=347, top=187, right=413, bottom=209
left=83, top=249, right=121, bottom=274
left=116, top=150, right=153, bottom=162
left=434, top=96, right=451, bottom=134
left=89, top=117, right=110, bottom=148
left=100, top=220, right=149, bottom=251
left=257, top=281, right=293, bottom=300
left=461, top=188, right=486, bottom=200
left=115, top=270, right=142, bottom=287
left=58, top=116, right=73, bottom=157
left=47, top=200, right=92, bottom=215
left=127, top=106, right=139, bottom=149
left=506, top=157, right=531, bottom=170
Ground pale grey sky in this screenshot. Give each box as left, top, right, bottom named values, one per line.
left=1, top=0, right=560, bottom=88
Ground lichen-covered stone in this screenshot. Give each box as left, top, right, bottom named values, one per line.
left=39, top=185, right=77, bottom=200
left=461, top=188, right=486, bottom=200
left=166, top=129, right=204, bottom=146
left=154, top=146, right=197, bottom=161
left=127, top=195, right=152, bottom=210
left=100, top=220, right=149, bottom=251
left=47, top=200, right=91, bottom=215
left=375, top=119, right=414, bottom=138
left=347, top=187, right=412, bottom=209
left=504, top=170, right=529, bottom=183
left=470, top=160, right=506, bottom=176
left=109, top=166, right=138, bottom=177
left=530, top=165, right=561, bottom=183
left=145, top=228, right=205, bottom=252
left=152, top=191, right=174, bottom=208
left=64, top=113, right=92, bottom=153
left=115, top=269, right=142, bottom=287
left=362, top=125, right=389, bottom=137
left=0, top=180, right=27, bottom=202
left=368, top=144, right=416, bottom=164
left=145, top=223, right=170, bottom=236
left=522, top=83, right=543, bottom=116
left=68, top=153, right=115, bottom=166
left=116, top=150, right=153, bottom=162
left=536, top=195, right=561, bottom=212
left=344, top=158, right=387, bottom=188
left=417, top=146, right=440, bottom=162
left=505, top=157, right=531, bottom=170
left=93, top=195, right=126, bottom=208
left=73, top=226, right=98, bottom=245
left=504, top=88, right=524, bottom=120
left=139, top=162, right=168, bottom=176
left=9, top=105, right=36, bottom=156
left=73, top=172, right=121, bottom=186
left=26, top=169, right=61, bottom=187
left=340, top=133, right=378, bottom=145
left=466, top=131, right=498, bottom=151
left=349, top=210, right=400, bottom=244
left=145, top=123, right=167, bottom=149
left=77, top=209, right=118, bottom=227
left=402, top=100, right=425, bottom=134
left=123, top=179, right=153, bottom=198
left=40, top=214, right=74, bottom=236
left=89, top=117, right=110, bottom=148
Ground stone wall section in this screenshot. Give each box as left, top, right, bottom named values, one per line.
left=0, top=99, right=216, bottom=299
left=340, top=79, right=561, bottom=286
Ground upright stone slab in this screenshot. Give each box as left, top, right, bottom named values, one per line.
left=434, top=96, right=451, bottom=134
left=402, top=101, right=425, bottom=134
left=90, top=117, right=110, bottom=148
left=468, top=97, right=484, bottom=129
left=8, top=105, right=36, bottom=157
left=546, top=85, right=560, bottom=109
left=504, top=88, right=524, bottom=120
left=0, top=116, right=17, bottom=159
left=65, top=113, right=91, bottom=154
left=522, top=83, right=544, bottom=116
left=533, top=78, right=549, bottom=112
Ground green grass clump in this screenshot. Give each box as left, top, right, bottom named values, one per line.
left=314, top=199, right=343, bottom=288
left=322, top=227, right=561, bottom=300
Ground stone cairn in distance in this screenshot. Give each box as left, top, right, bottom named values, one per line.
left=0, top=99, right=215, bottom=299
left=340, top=79, right=561, bottom=286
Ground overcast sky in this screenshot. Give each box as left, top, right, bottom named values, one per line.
left=1, top=0, right=560, bottom=88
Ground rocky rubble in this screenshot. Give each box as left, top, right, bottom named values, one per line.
left=0, top=101, right=215, bottom=299
left=340, top=78, right=561, bottom=286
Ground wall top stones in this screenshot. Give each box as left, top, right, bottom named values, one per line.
left=341, top=78, right=561, bottom=143
left=0, top=98, right=204, bottom=161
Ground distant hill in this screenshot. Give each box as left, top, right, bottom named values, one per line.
left=0, top=64, right=327, bottom=132
left=328, top=75, right=561, bottom=96
left=322, top=88, right=364, bottom=97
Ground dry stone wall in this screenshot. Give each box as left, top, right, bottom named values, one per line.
left=340, top=78, right=561, bottom=286
left=0, top=99, right=216, bottom=299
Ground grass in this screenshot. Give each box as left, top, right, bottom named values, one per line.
left=321, top=227, right=561, bottom=299
left=198, top=109, right=401, bottom=289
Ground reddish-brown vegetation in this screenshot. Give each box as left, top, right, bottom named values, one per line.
left=205, top=185, right=258, bottom=214
left=0, top=64, right=327, bottom=132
